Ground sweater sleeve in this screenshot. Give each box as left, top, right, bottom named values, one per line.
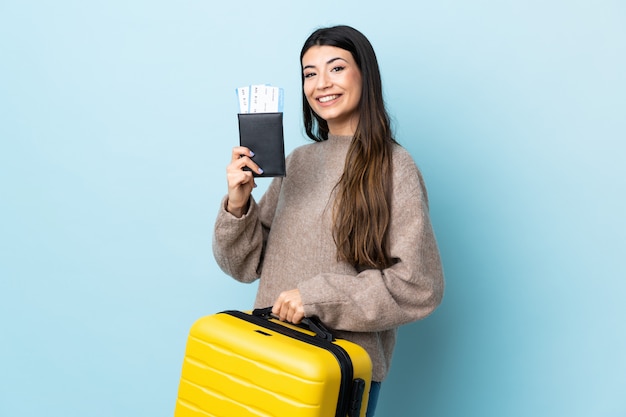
left=298, top=152, right=444, bottom=332
left=212, top=177, right=283, bottom=283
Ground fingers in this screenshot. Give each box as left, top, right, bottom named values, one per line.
left=230, top=146, right=263, bottom=175
left=272, top=289, right=305, bottom=324
left=226, top=165, right=256, bottom=191
left=225, top=146, right=264, bottom=217
left=231, top=146, right=254, bottom=162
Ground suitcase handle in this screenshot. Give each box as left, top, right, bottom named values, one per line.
left=252, top=307, right=335, bottom=341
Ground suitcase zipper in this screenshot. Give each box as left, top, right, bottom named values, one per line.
left=222, top=310, right=360, bottom=417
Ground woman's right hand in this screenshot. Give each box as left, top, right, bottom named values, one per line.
left=226, top=146, right=263, bottom=218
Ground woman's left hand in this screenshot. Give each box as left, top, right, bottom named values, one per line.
left=272, top=289, right=305, bottom=324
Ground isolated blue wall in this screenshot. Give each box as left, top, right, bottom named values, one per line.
left=1, top=1, right=624, bottom=416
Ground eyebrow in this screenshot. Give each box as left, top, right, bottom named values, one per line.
left=303, top=57, right=348, bottom=70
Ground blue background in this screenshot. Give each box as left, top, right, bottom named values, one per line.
left=1, top=1, right=624, bottom=416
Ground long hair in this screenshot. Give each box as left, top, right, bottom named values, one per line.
left=300, top=25, right=398, bottom=270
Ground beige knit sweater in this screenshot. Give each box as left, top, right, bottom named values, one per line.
left=213, top=134, right=444, bottom=381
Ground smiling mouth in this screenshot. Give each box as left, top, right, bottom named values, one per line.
left=318, top=94, right=340, bottom=103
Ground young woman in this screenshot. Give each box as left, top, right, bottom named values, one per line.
left=213, top=25, right=444, bottom=416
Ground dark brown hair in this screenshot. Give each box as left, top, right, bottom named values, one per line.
left=300, top=25, right=398, bottom=270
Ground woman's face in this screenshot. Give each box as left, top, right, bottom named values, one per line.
left=302, top=45, right=362, bottom=136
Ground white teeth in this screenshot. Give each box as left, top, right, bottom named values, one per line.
left=319, top=95, right=338, bottom=103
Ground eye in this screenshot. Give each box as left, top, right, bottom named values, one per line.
left=303, top=72, right=316, bottom=79
left=330, top=66, right=345, bottom=73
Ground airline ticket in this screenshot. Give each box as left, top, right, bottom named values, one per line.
left=236, top=84, right=284, bottom=113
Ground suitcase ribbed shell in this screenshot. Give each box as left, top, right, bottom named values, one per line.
left=175, top=311, right=372, bottom=417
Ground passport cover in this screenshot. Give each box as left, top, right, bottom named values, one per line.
left=238, top=112, right=286, bottom=177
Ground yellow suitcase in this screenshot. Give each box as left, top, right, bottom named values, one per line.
left=174, top=308, right=372, bottom=417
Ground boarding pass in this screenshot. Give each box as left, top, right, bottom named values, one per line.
left=236, top=84, right=284, bottom=113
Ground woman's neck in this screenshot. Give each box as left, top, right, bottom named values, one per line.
left=327, top=114, right=359, bottom=136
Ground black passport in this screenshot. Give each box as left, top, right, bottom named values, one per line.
left=237, top=112, right=286, bottom=177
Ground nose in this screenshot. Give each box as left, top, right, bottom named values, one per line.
left=316, top=72, right=332, bottom=90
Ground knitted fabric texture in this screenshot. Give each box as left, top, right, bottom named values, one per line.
left=213, top=134, right=444, bottom=381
